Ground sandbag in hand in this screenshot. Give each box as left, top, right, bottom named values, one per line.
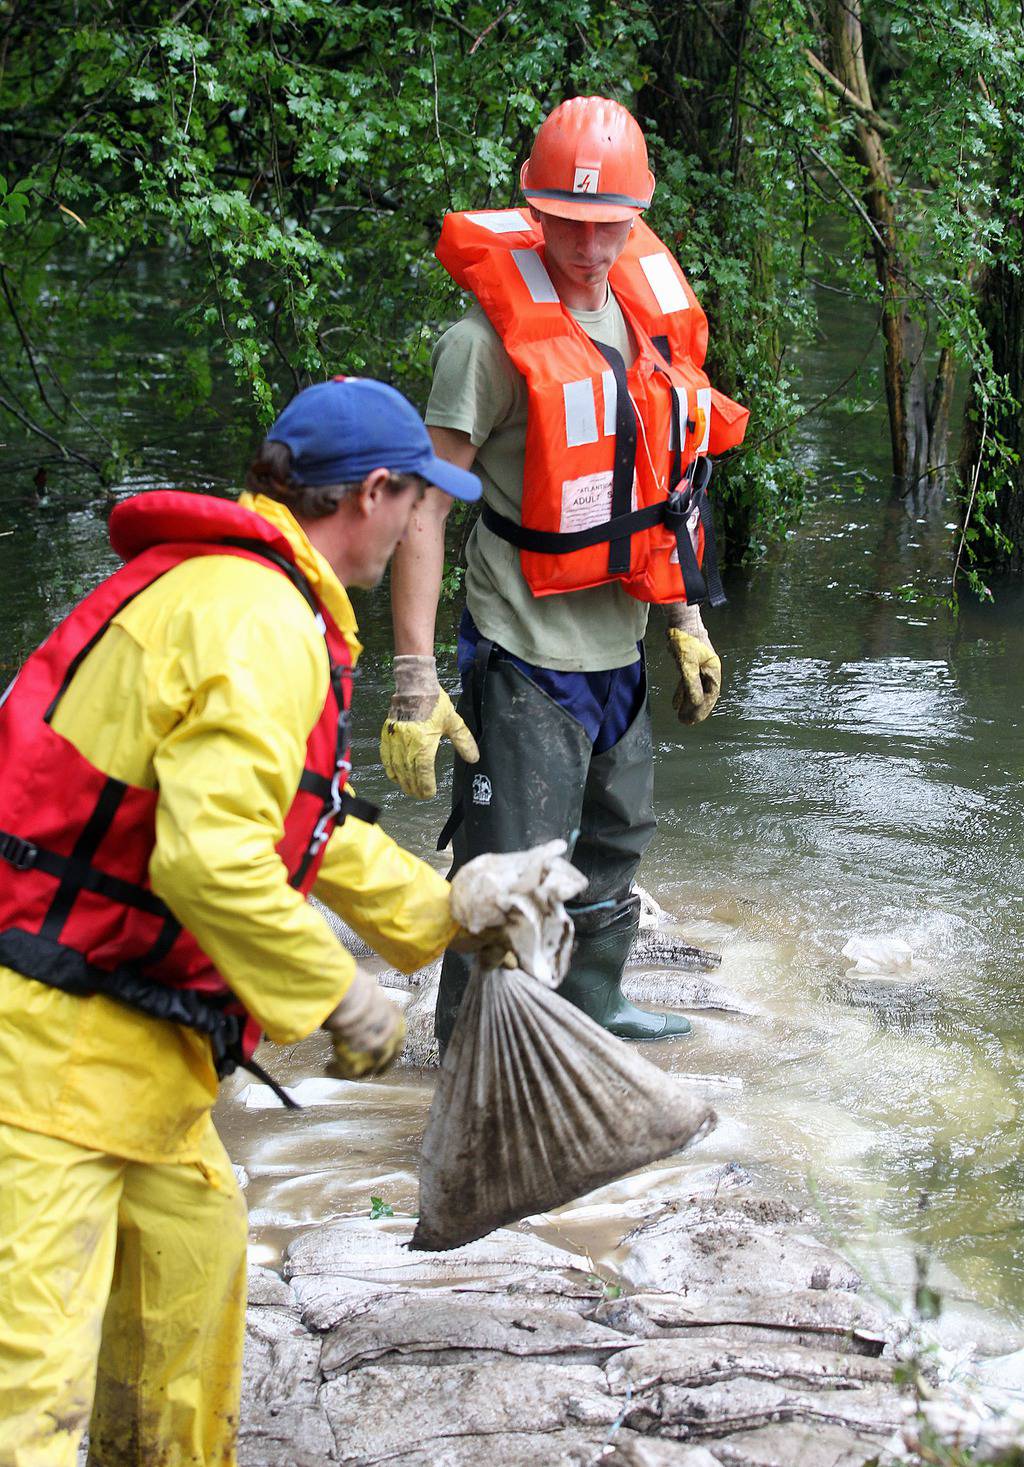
left=449, top=840, right=588, bottom=987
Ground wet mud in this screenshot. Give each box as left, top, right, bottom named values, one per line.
left=222, top=910, right=1024, bottom=1465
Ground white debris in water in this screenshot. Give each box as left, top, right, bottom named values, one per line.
left=242, top=1074, right=436, bottom=1109
left=841, top=935, right=928, bottom=977
left=634, top=883, right=668, bottom=929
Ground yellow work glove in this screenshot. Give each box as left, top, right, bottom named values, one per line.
left=666, top=605, right=722, bottom=725
left=380, top=654, right=479, bottom=800
left=322, top=968, right=406, bottom=1079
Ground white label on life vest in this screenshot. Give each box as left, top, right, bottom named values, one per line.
left=560, top=470, right=637, bottom=534
left=512, top=249, right=560, bottom=304
left=696, top=386, right=712, bottom=452
left=602, top=370, right=617, bottom=437
left=563, top=378, right=598, bottom=447
left=466, top=210, right=529, bottom=233
left=639, top=253, right=689, bottom=315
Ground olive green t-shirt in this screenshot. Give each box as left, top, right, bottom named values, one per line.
left=425, top=299, right=650, bottom=672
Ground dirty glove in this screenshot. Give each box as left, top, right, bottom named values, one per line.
left=666, top=605, right=721, bottom=725
left=380, top=654, right=479, bottom=800
left=449, top=840, right=589, bottom=987
left=323, top=968, right=406, bottom=1079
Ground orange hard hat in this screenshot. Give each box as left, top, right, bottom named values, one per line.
left=520, top=96, right=655, bottom=223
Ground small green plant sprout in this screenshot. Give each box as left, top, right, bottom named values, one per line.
left=368, top=1196, right=395, bottom=1220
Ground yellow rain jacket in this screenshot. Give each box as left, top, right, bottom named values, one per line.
left=0, top=492, right=458, bottom=1165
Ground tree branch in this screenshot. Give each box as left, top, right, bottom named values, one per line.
left=0, top=388, right=102, bottom=473
left=805, top=47, right=896, bottom=135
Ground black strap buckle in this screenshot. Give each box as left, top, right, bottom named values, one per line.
left=0, top=833, right=38, bottom=872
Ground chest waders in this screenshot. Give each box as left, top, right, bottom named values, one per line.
left=435, top=647, right=692, bottom=1052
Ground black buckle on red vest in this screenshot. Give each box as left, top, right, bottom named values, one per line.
left=0, top=833, right=38, bottom=872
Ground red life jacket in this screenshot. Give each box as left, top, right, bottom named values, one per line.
left=436, top=209, right=749, bottom=605
left=0, top=491, right=374, bottom=1097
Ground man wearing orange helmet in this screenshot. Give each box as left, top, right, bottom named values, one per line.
left=382, top=97, right=748, bottom=1051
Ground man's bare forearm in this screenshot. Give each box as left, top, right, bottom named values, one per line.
left=391, top=426, right=477, bottom=655
left=391, top=489, right=450, bottom=654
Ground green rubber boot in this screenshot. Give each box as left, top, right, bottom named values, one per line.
left=558, top=897, right=692, bottom=1041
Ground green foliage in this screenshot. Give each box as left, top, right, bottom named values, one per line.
left=0, top=0, right=643, bottom=447
left=0, top=0, right=1021, bottom=580
left=368, top=1195, right=395, bottom=1219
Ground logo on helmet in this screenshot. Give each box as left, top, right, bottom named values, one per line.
left=572, top=166, right=600, bottom=194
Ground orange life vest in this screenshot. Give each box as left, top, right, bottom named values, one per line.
left=436, top=209, right=749, bottom=605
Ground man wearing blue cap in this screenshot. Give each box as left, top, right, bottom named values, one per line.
left=0, top=377, right=493, bottom=1464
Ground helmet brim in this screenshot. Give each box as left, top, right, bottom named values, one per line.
left=525, top=193, right=644, bottom=223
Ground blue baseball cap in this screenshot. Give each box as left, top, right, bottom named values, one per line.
left=267, top=377, right=481, bottom=502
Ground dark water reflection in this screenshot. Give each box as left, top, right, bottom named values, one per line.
left=1, top=260, right=1021, bottom=1339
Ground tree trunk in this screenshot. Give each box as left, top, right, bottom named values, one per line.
left=958, top=248, right=1024, bottom=571
left=638, top=0, right=778, bottom=563
left=826, top=0, right=952, bottom=490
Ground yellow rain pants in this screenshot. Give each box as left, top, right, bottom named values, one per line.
left=0, top=1119, right=246, bottom=1467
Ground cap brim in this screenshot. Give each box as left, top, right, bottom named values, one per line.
left=526, top=195, right=643, bottom=223
left=423, top=453, right=482, bottom=502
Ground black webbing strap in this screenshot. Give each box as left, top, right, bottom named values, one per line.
left=436, top=801, right=462, bottom=853
left=297, top=772, right=379, bottom=827
left=482, top=498, right=660, bottom=554
left=38, top=778, right=128, bottom=941
left=436, top=636, right=494, bottom=851
left=0, top=926, right=300, bottom=1108
left=591, top=340, right=636, bottom=576
left=686, top=457, right=726, bottom=608
left=140, top=914, right=183, bottom=968
left=482, top=462, right=726, bottom=609
left=666, top=379, right=683, bottom=495
left=0, top=827, right=176, bottom=919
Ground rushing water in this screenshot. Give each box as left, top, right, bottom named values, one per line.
left=1, top=262, right=1021, bottom=1351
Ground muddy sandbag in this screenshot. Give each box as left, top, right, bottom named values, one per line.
left=411, top=843, right=715, bottom=1252
left=411, top=965, right=715, bottom=1251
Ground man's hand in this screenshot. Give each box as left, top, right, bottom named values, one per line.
left=448, top=841, right=589, bottom=987
left=666, top=604, right=722, bottom=725
left=380, top=654, right=479, bottom=799
left=323, top=968, right=406, bottom=1079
